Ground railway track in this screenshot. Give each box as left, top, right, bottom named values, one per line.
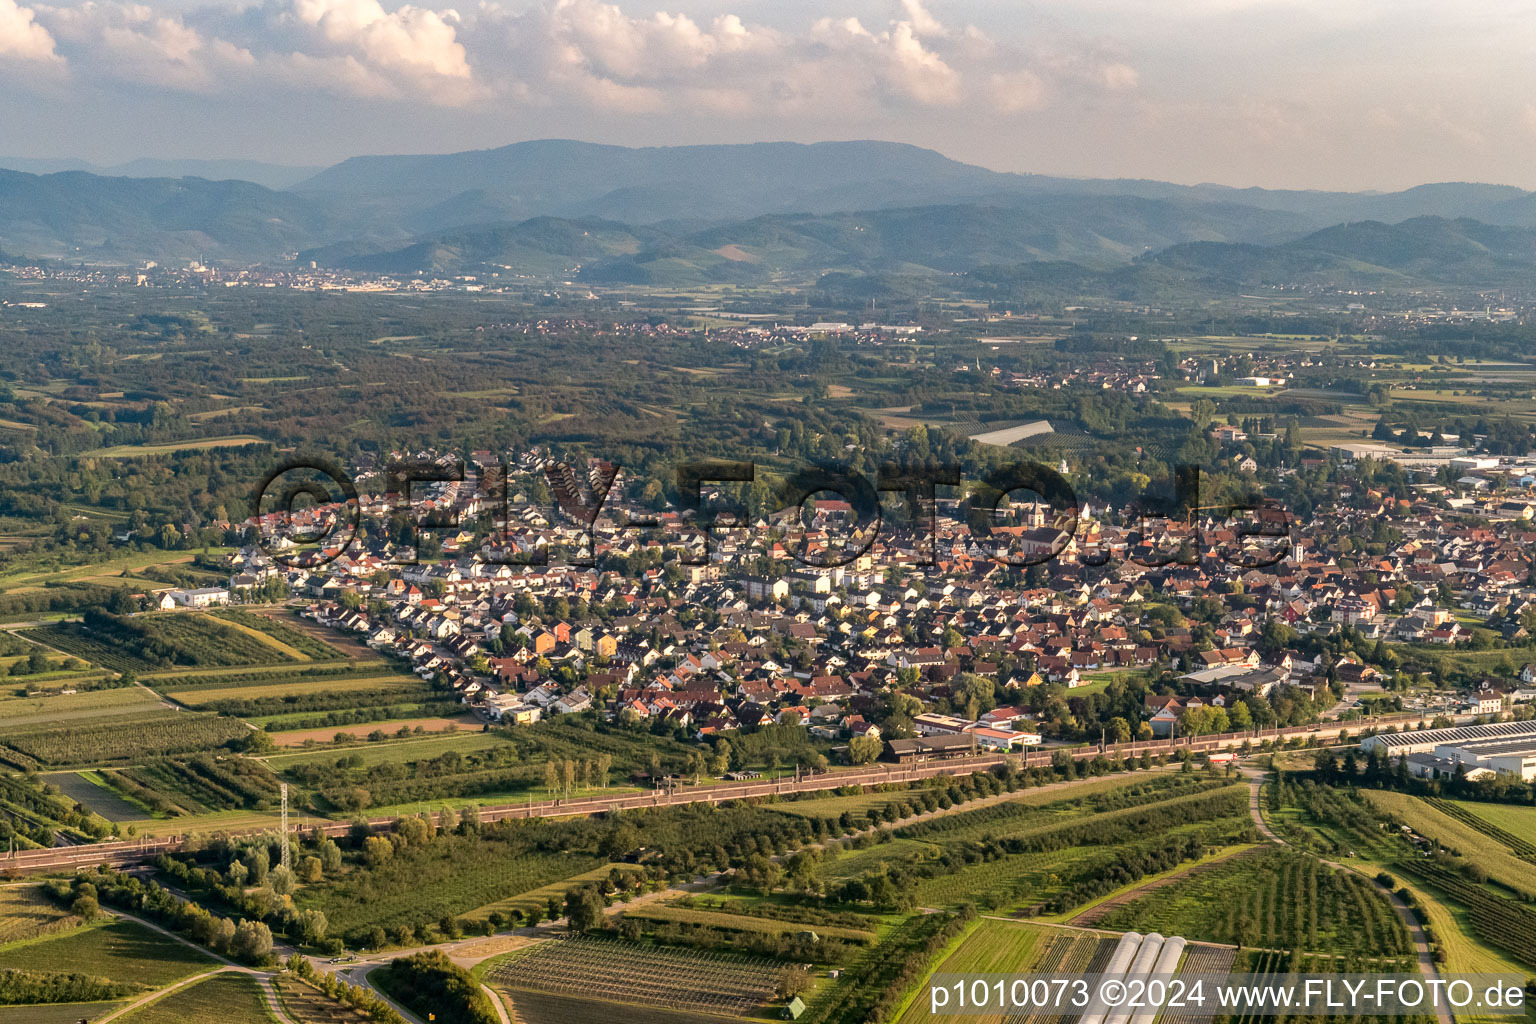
left=0, top=711, right=1453, bottom=874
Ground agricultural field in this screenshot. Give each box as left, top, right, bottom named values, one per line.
left=82, top=435, right=266, bottom=457
left=138, top=662, right=384, bottom=688
left=1096, top=847, right=1412, bottom=958
left=1393, top=859, right=1536, bottom=969
left=0, top=772, right=113, bottom=843
left=0, top=709, right=250, bottom=767
left=24, top=612, right=300, bottom=674
left=269, top=714, right=479, bottom=747
left=459, top=863, right=643, bottom=924
left=622, top=902, right=879, bottom=945
left=0, top=1003, right=126, bottom=1023
left=167, top=674, right=422, bottom=707
left=0, top=685, right=158, bottom=726
left=1357, top=790, right=1533, bottom=890
left=822, top=837, right=940, bottom=882
left=45, top=770, right=149, bottom=821
left=1395, top=877, right=1532, bottom=977
left=1437, top=798, right=1536, bottom=852
left=500, top=991, right=739, bottom=1024
left=261, top=730, right=510, bottom=770
left=911, top=917, right=1045, bottom=975
left=892, top=920, right=1073, bottom=1024
left=272, top=975, right=372, bottom=1024
left=295, top=844, right=598, bottom=937
left=107, top=754, right=284, bottom=815
left=118, top=972, right=275, bottom=1023
left=209, top=609, right=348, bottom=661
left=485, top=936, right=781, bottom=1017
left=0, top=920, right=214, bottom=989
left=0, top=886, right=85, bottom=947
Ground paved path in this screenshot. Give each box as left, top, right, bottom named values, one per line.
left=481, top=982, right=513, bottom=1024
left=84, top=903, right=299, bottom=1024
left=96, top=968, right=229, bottom=1024
left=1241, top=768, right=1453, bottom=1024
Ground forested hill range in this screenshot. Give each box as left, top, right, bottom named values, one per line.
left=4, top=139, right=1536, bottom=289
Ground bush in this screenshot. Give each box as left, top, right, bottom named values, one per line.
left=375, top=951, right=498, bottom=1024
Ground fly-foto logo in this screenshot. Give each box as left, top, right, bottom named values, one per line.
left=251, top=456, right=1290, bottom=572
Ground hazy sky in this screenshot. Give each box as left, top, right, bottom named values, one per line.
left=2, top=0, right=1534, bottom=190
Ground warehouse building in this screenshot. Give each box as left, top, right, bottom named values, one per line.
left=1362, top=720, right=1536, bottom=781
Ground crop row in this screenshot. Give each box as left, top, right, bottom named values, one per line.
left=1422, top=798, right=1536, bottom=862
left=487, top=935, right=780, bottom=1013
left=211, top=610, right=348, bottom=660
left=1402, top=859, right=1536, bottom=966
left=116, top=754, right=282, bottom=814
left=0, top=710, right=250, bottom=766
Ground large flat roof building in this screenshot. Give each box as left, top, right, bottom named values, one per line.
left=1363, top=720, right=1536, bottom=781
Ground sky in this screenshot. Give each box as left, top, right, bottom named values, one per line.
left=2, top=0, right=1535, bottom=191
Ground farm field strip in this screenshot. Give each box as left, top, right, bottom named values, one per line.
left=623, top=903, right=878, bottom=944
left=269, top=714, right=481, bottom=747
left=260, top=731, right=509, bottom=767
left=459, top=863, right=642, bottom=923
left=486, top=936, right=780, bottom=1015
left=0, top=919, right=215, bottom=989
left=0, top=686, right=159, bottom=723
left=0, top=885, right=84, bottom=946
left=203, top=614, right=311, bottom=660
left=43, top=770, right=148, bottom=821
left=775, top=770, right=1155, bottom=820
left=1438, top=798, right=1536, bottom=853
left=116, top=971, right=276, bottom=1023
left=1359, top=790, right=1533, bottom=890
left=168, top=675, right=422, bottom=705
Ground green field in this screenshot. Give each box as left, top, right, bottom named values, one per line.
left=623, top=903, right=877, bottom=945
left=295, top=845, right=599, bottom=937
left=168, top=675, right=421, bottom=706
left=0, top=920, right=214, bottom=988
left=1359, top=790, right=1532, bottom=891
left=119, top=973, right=275, bottom=1023
left=1096, top=847, right=1411, bottom=958
left=44, top=770, right=150, bottom=821
left=0, top=686, right=157, bottom=724
left=0, top=1003, right=125, bottom=1023
left=460, top=863, right=642, bottom=924
left=260, top=731, right=509, bottom=769
left=0, top=709, right=250, bottom=766
left=907, top=917, right=1043, bottom=974
left=0, top=886, right=84, bottom=947
left=1445, top=799, right=1536, bottom=848
left=24, top=613, right=298, bottom=674
left=775, top=770, right=1154, bottom=820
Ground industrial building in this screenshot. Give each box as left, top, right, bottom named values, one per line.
left=1361, top=720, right=1536, bottom=781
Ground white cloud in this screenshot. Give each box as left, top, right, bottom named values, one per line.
left=989, top=70, right=1047, bottom=113
left=13, top=0, right=1132, bottom=117
left=899, top=0, right=945, bottom=38
left=0, top=0, right=58, bottom=62
left=289, top=0, right=470, bottom=81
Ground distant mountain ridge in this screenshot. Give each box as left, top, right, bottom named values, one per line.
left=0, top=157, right=321, bottom=191
left=1146, top=216, right=1536, bottom=287
left=3, top=139, right=1536, bottom=279
left=0, top=170, right=330, bottom=262
left=292, top=139, right=1536, bottom=234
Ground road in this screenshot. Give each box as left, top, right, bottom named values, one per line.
left=4, top=711, right=1458, bottom=874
